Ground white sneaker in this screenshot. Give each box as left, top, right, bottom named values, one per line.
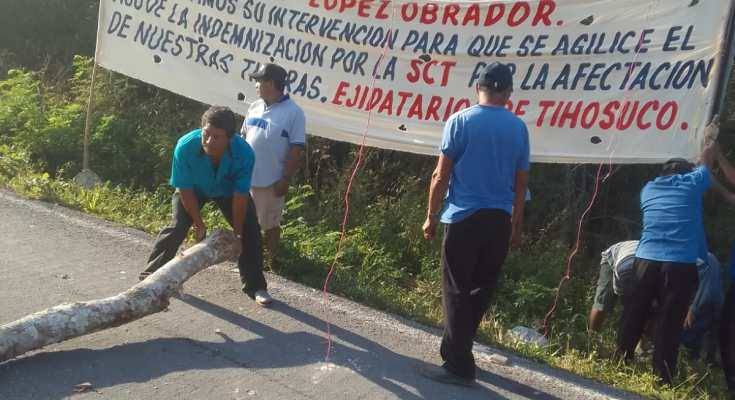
left=254, top=290, right=273, bottom=306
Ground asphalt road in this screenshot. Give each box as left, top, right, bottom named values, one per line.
left=0, top=191, right=641, bottom=400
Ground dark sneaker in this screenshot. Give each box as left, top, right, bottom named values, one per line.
left=138, top=272, right=152, bottom=281
left=419, top=364, right=475, bottom=387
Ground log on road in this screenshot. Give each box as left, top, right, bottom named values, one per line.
left=0, top=229, right=240, bottom=363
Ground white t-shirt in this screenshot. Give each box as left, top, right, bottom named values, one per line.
left=241, top=95, right=306, bottom=188
left=601, top=240, right=639, bottom=296
left=602, top=240, right=639, bottom=268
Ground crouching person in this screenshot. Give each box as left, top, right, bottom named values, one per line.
left=139, top=106, right=272, bottom=306
left=589, top=240, right=638, bottom=332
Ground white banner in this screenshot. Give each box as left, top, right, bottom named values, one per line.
left=96, top=0, right=733, bottom=163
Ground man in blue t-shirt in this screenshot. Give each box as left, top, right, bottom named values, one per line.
left=616, top=147, right=731, bottom=384
left=139, top=106, right=271, bottom=306
left=420, top=62, right=530, bottom=386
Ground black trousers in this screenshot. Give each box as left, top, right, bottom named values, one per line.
left=616, top=258, right=698, bottom=384
left=440, top=209, right=511, bottom=379
left=144, top=191, right=266, bottom=297
left=720, top=285, right=735, bottom=395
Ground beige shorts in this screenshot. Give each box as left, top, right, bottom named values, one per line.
left=250, top=185, right=286, bottom=230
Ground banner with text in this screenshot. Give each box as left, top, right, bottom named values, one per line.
left=97, top=0, right=734, bottom=163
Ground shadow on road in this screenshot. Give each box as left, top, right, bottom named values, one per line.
left=0, top=295, right=563, bottom=400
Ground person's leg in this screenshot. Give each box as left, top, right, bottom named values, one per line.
left=468, top=210, right=511, bottom=347
left=439, top=213, right=483, bottom=380
left=720, top=285, right=735, bottom=395
left=263, top=226, right=281, bottom=271
left=214, top=195, right=266, bottom=298
left=250, top=186, right=285, bottom=271
left=616, top=259, right=660, bottom=362
left=636, top=300, right=661, bottom=358
left=653, top=263, right=698, bottom=384
left=702, top=305, right=719, bottom=365
left=682, top=304, right=715, bottom=361
left=142, top=192, right=201, bottom=277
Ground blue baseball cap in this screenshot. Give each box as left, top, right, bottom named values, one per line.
left=478, top=62, right=513, bottom=92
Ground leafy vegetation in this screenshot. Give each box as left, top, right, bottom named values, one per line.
left=3, top=1, right=735, bottom=398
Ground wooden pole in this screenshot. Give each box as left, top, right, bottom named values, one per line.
left=82, top=60, right=98, bottom=171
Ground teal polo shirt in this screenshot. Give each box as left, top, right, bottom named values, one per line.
left=170, top=129, right=255, bottom=198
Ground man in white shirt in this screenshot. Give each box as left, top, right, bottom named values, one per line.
left=589, top=240, right=639, bottom=332
left=241, top=63, right=305, bottom=278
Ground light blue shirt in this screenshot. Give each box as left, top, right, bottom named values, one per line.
left=170, top=129, right=254, bottom=198
left=691, top=253, right=724, bottom=316
left=439, top=105, right=530, bottom=224
left=636, top=166, right=711, bottom=264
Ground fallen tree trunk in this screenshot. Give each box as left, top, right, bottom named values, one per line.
left=0, top=229, right=240, bottom=363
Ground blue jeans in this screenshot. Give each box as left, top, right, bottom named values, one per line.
left=681, top=303, right=718, bottom=361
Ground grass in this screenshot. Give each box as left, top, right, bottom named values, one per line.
left=0, top=145, right=729, bottom=399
